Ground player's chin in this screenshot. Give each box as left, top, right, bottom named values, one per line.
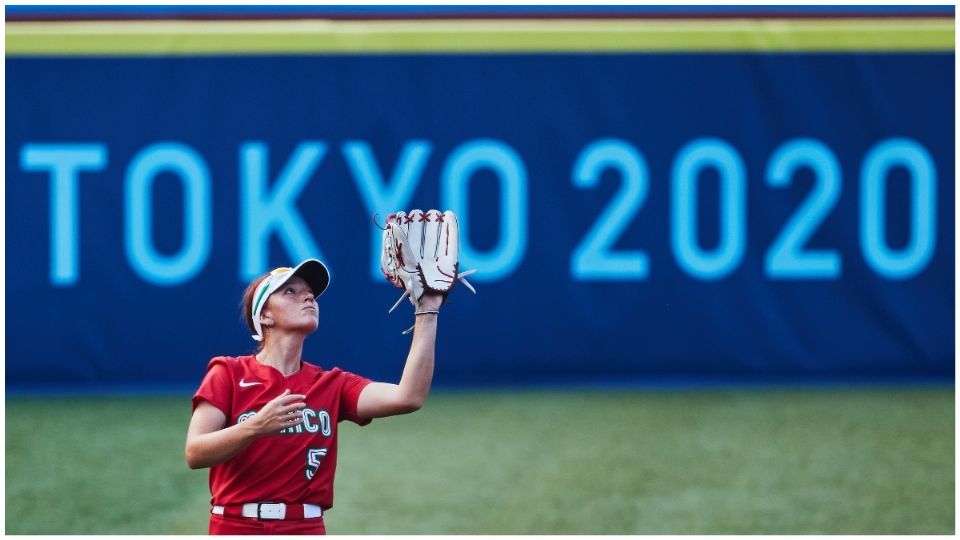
left=293, top=317, right=319, bottom=334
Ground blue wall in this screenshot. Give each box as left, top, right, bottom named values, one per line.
left=7, top=52, right=954, bottom=390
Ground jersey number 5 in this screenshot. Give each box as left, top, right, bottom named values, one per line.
left=305, top=448, right=328, bottom=481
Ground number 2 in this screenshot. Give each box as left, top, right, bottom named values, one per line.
left=764, top=138, right=842, bottom=279
left=570, top=139, right=649, bottom=280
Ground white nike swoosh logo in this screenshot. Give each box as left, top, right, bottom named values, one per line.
left=239, top=379, right=263, bottom=388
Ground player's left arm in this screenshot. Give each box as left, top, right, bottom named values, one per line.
left=357, top=293, right=442, bottom=418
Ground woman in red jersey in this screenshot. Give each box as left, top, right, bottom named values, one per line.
left=185, top=259, right=442, bottom=535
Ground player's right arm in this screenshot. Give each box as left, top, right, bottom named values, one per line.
left=185, top=389, right=306, bottom=469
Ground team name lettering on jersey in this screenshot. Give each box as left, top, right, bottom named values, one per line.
left=234, top=408, right=333, bottom=436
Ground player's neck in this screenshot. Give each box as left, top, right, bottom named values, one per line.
left=255, top=335, right=304, bottom=377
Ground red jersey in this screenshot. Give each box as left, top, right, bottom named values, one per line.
left=192, top=355, right=373, bottom=510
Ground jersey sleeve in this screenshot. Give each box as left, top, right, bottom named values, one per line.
left=192, top=357, right=234, bottom=418
left=338, top=370, right=374, bottom=426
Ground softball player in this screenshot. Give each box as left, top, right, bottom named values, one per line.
left=185, top=259, right=442, bottom=535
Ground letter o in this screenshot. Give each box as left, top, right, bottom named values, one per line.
left=125, top=143, right=211, bottom=286
left=441, top=139, right=528, bottom=281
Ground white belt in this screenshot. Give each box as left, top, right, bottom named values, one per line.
left=211, top=502, right=323, bottom=520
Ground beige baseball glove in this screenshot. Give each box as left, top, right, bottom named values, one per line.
left=380, top=209, right=476, bottom=332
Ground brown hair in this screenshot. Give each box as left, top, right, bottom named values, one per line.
left=240, top=273, right=271, bottom=350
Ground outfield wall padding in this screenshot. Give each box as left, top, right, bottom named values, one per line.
left=6, top=16, right=954, bottom=389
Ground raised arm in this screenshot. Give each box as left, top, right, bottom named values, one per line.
left=356, top=294, right=442, bottom=419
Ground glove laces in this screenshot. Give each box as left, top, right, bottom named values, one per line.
left=388, top=268, right=478, bottom=334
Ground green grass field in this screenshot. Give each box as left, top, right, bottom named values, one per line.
left=5, top=387, right=954, bottom=534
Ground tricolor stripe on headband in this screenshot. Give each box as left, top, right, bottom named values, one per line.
left=251, top=267, right=294, bottom=342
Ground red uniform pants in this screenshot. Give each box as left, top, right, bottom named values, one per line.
left=209, top=513, right=326, bottom=535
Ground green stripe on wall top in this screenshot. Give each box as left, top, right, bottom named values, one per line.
left=5, top=18, right=955, bottom=55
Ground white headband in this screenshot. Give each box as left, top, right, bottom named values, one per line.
left=250, top=259, right=331, bottom=341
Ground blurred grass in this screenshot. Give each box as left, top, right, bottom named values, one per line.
left=5, top=387, right=954, bottom=534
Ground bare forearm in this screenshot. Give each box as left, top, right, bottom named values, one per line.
left=186, top=423, right=258, bottom=469
left=186, top=391, right=305, bottom=469
left=397, top=313, right=437, bottom=409
left=355, top=302, right=441, bottom=418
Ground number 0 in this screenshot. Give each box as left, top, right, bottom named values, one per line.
left=860, top=138, right=937, bottom=280
left=671, top=138, right=746, bottom=280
